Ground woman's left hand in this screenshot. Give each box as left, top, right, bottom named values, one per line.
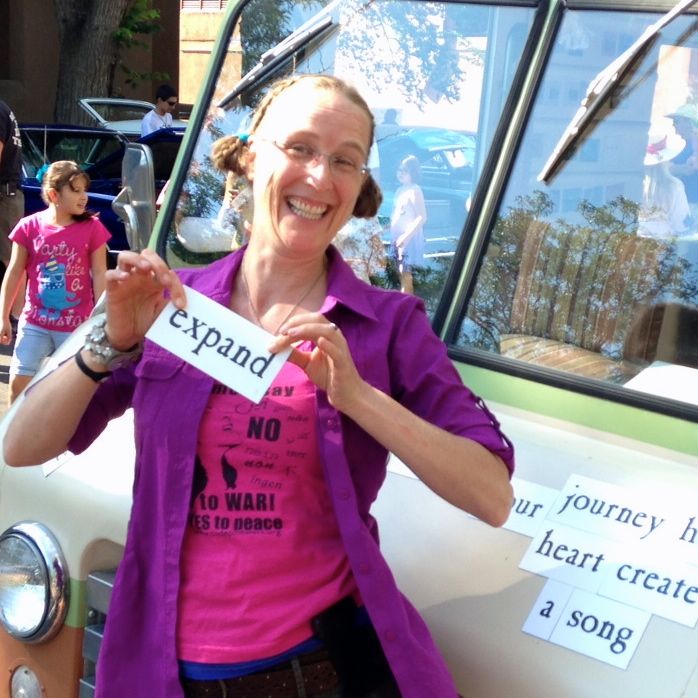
left=267, top=313, right=367, bottom=413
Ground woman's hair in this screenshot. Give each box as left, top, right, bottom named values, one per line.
left=211, top=74, right=382, bottom=218
left=41, top=160, right=94, bottom=221
left=400, top=155, right=421, bottom=184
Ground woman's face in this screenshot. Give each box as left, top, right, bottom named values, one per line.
left=246, top=83, right=371, bottom=258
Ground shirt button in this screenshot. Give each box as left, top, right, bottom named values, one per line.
left=325, top=416, right=339, bottom=430
left=337, top=489, right=351, bottom=501
left=385, top=630, right=397, bottom=642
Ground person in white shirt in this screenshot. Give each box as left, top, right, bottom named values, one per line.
left=639, top=126, right=692, bottom=239
left=140, top=84, right=178, bottom=137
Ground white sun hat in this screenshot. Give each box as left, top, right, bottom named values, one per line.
left=643, top=127, right=686, bottom=166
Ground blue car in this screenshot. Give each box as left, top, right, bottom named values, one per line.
left=19, top=124, right=182, bottom=256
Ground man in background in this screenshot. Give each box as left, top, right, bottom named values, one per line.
left=0, top=100, right=23, bottom=279
left=141, top=84, right=178, bottom=137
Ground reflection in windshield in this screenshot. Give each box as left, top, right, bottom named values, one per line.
left=167, top=0, right=533, bottom=315
left=460, top=8, right=698, bottom=403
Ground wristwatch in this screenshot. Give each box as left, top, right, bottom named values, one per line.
left=83, top=316, right=143, bottom=370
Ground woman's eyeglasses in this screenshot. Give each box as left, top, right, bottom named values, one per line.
left=259, top=139, right=368, bottom=179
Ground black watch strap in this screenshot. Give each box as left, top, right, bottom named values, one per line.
left=74, top=350, right=111, bottom=383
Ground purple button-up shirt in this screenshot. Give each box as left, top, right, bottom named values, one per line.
left=70, top=246, right=514, bottom=698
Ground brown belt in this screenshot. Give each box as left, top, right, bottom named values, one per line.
left=180, top=648, right=339, bottom=698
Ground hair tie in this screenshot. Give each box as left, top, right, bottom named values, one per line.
left=237, top=132, right=249, bottom=144
left=36, top=163, right=50, bottom=183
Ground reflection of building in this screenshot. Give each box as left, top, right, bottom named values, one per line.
left=0, top=1, right=235, bottom=122
left=510, top=15, right=698, bottom=225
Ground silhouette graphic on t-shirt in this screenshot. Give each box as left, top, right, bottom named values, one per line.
left=191, top=455, right=209, bottom=506
left=221, top=445, right=240, bottom=489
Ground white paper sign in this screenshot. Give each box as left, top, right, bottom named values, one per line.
left=146, top=285, right=291, bottom=404
left=547, top=589, right=650, bottom=669
left=523, top=578, right=574, bottom=639
left=520, top=522, right=622, bottom=593
left=504, top=477, right=559, bottom=537
left=550, top=475, right=671, bottom=544
left=599, top=552, right=698, bottom=626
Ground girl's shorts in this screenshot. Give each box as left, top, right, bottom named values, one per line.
left=11, top=320, right=72, bottom=376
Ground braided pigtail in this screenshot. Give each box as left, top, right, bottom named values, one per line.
left=211, top=134, right=249, bottom=176
left=353, top=173, right=383, bottom=218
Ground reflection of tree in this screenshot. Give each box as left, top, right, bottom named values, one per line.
left=577, top=195, right=639, bottom=234
left=462, top=193, right=698, bottom=352
left=462, top=193, right=552, bottom=349
left=179, top=156, right=225, bottom=218
left=339, top=2, right=483, bottom=109
left=373, top=254, right=452, bottom=317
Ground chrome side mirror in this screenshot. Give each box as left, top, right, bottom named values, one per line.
left=113, top=143, right=156, bottom=252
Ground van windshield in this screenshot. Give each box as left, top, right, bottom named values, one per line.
left=457, top=6, right=698, bottom=407
left=164, top=0, right=535, bottom=316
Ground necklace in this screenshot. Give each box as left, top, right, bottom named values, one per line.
left=240, top=259, right=326, bottom=335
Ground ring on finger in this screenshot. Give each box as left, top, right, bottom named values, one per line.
left=329, top=322, right=338, bottom=331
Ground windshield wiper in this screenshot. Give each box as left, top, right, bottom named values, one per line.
left=538, top=0, right=698, bottom=183
left=217, top=13, right=336, bottom=110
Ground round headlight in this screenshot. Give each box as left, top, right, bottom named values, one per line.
left=0, top=522, right=68, bottom=643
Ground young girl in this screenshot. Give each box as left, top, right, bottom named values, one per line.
left=0, top=160, right=110, bottom=402
left=390, top=154, right=427, bottom=293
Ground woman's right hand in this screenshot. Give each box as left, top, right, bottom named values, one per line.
left=104, top=249, right=186, bottom=350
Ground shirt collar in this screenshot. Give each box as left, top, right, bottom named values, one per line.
left=324, top=245, right=379, bottom=322
left=200, top=244, right=380, bottom=323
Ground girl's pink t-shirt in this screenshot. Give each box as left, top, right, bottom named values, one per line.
left=176, top=359, right=358, bottom=664
left=10, top=211, right=110, bottom=331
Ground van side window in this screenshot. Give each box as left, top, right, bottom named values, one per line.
left=458, top=8, right=698, bottom=405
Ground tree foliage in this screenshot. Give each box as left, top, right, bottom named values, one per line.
left=110, top=0, right=169, bottom=93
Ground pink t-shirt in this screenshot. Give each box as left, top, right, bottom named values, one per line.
left=10, top=211, right=110, bottom=331
left=176, top=359, right=358, bottom=664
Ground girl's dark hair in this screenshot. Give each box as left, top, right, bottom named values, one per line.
left=211, top=74, right=383, bottom=218
left=41, top=160, right=94, bottom=222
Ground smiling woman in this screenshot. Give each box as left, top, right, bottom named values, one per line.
left=4, top=73, right=514, bottom=698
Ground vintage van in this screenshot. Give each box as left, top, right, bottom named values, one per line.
left=0, top=0, right=697, bottom=696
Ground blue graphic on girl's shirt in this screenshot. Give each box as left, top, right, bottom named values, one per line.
left=37, top=258, right=79, bottom=320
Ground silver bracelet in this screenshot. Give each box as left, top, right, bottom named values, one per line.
left=83, top=317, right=143, bottom=370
